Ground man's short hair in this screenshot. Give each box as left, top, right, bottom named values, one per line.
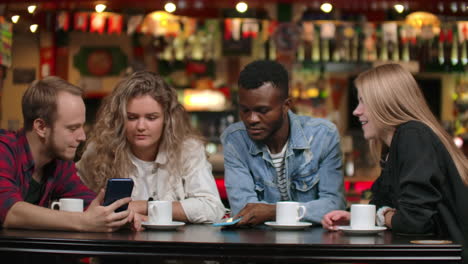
left=238, top=60, right=289, bottom=100
left=22, top=76, right=83, bottom=131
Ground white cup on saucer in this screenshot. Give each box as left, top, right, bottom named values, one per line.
left=276, top=201, right=307, bottom=225
left=51, top=198, right=84, bottom=212
left=148, top=200, right=172, bottom=225
left=350, top=204, right=376, bottom=230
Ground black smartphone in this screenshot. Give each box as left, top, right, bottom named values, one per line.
left=103, top=178, right=134, bottom=212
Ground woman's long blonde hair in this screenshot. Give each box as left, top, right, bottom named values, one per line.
left=355, top=63, right=468, bottom=185
left=80, top=71, right=201, bottom=191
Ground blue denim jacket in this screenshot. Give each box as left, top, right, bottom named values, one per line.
left=221, top=111, right=346, bottom=224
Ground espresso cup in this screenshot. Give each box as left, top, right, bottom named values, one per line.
left=51, top=198, right=84, bottom=212
left=350, top=204, right=376, bottom=230
left=148, top=200, right=172, bottom=225
left=276, top=201, right=307, bottom=225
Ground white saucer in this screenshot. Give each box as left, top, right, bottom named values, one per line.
left=142, top=221, right=185, bottom=230
left=265, top=221, right=313, bottom=230
left=338, top=226, right=387, bottom=234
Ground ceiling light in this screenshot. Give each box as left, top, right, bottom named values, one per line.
left=194, top=1, right=203, bottom=9
left=320, top=3, right=333, bottom=13
left=95, top=4, right=106, bottom=13
left=27, top=5, right=37, bottom=14
left=165, top=2, right=177, bottom=13
left=236, top=2, right=248, bottom=13
left=11, top=15, right=20, bottom=24
left=394, top=4, right=405, bottom=13
left=30, top=24, right=38, bottom=33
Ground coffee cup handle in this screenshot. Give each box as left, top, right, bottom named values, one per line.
left=297, top=205, right=306, bottom=221
left=51, top=201, right=60, bottom=210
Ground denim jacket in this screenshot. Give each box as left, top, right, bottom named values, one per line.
left=221, top=111, right=346, bottom=224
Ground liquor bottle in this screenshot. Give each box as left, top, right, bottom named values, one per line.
left=352, top=33, right=359, bottom=62
left=269, top=38, right=276, bottom=60
left=321, top=38, right=330, bottom=62
left=297, top=42, right=305, bottom=61
left=438, top=29, right=445, bottom=65
left=451, top=28, right=459, bottom=66
left=312, top=28, right=320, bottom=62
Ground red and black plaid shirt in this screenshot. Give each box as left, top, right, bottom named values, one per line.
left=0, top=129, right=95, bottom=223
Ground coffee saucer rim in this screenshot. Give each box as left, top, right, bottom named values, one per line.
left=141, top=221, right=186, bottom=227
left=264, top=221, right=313, bottom=227
left=338, top=225, right=387, bottom=231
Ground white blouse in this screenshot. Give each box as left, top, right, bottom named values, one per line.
left=77, top=139, right=225, bottom=223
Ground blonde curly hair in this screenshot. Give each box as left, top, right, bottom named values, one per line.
left=79, top=71, right=202, bottom=192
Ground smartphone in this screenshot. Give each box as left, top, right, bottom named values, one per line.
left=103, top=178, right=134, bottom=212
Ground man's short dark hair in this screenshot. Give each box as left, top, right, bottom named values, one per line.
left=238, top=60, right=289, bottom=100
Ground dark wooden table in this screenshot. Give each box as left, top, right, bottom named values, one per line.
left=0, top=224, right=462, bottom=263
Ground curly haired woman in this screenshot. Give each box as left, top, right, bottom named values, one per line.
left=77, top=71, right=225, bottom=228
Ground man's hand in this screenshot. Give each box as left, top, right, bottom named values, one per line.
left=235, top=203, right=275, bottom=226
left=81, top=189, right=133, bottom=232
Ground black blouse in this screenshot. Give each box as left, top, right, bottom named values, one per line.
left=369, top=121, right=468, bottom=251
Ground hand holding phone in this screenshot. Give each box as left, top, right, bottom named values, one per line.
left=103, top=178, right=134, bottom=212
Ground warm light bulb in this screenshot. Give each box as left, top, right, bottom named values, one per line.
left=11, top=15, right=20, bottom=24
left=27, top=5, right=37, bottom=14
left=394, top=4, right=405, bottom=13
left=320, top=3, right=333, bottom=13
left=95, top=4, right=106, bottom=13
left=164, top=2, right=177, bottom=13
left=454, top=137, right=464, bottom=148
left=30, top=24, right=38, bottom=33
left=236, top=2, right=248, bottom=13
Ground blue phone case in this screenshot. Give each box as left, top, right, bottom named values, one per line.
left=103, top=178, right=134, bottom=212
left=212, top=217, right=242, bottom=227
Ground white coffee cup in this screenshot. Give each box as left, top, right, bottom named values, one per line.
left=276, top=201, right=307, bottom=225
left=350, top=204, right=376, bottom=230
left=148, top=200, right=172, bottom=225
left=51, top=198, right=84, bottom=212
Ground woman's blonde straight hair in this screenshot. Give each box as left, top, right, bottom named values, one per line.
left=354, top=63, right=468, bottom=185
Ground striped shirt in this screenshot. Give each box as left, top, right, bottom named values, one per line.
left=268, top=141, right=289, bottom=201
left=0, top=129, right=95, bottom=223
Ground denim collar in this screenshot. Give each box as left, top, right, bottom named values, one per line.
left=248, top=111, right=310, bottom=156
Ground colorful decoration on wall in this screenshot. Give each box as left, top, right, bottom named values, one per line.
left=90, top=13, right=106, bottom=34
left=0, top=19, right=12, bottom=67
left=73, top=46, right=127, bottom=76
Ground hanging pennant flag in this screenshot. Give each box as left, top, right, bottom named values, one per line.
left=127, top=15, right=143, bottom=35
left=108, top=13, right=123, bottom=35
left=242, top=19, right=259, bottom=38
left=231, top=18, right=241, bottom=41
left=56, top=11, right=70, bottom=31
left=183, top=17, right=197, bottom=38
left=224, top=19, right=232, bottom=40
left=302, top=22, right=314, bottom=42
left=90, top=13, right=106, bottom=34
left=74, top=12, right=88, bottom=32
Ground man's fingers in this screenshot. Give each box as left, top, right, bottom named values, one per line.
left=107, top=197, right=132, bottom=212
left=90, top=189, right=105, bottom=207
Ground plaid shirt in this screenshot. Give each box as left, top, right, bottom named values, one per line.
left=0, top=129, right=95, bottom=223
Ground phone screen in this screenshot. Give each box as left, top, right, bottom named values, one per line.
left=103, top=178, right=134, bottom=212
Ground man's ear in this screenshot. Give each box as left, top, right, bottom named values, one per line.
left=32, top=118, right=48, bottom=138
left=283, top=97, right=292, bottom=112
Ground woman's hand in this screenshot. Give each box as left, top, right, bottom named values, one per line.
left=131, top=212, right=148, bottom=231
left=383, top=208, right=396, bottom=228
left=321, top=210, right=350, bottom=231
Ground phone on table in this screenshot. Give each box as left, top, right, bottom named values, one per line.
left=103, top=178, right=134, bottom=212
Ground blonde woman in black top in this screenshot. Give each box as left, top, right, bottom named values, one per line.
left=321, top=64, right=468, bottom=262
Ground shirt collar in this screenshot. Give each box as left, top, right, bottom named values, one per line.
left=18, top=129, right=35, bottom=172
left=128, top=149, right=168, bottom=166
